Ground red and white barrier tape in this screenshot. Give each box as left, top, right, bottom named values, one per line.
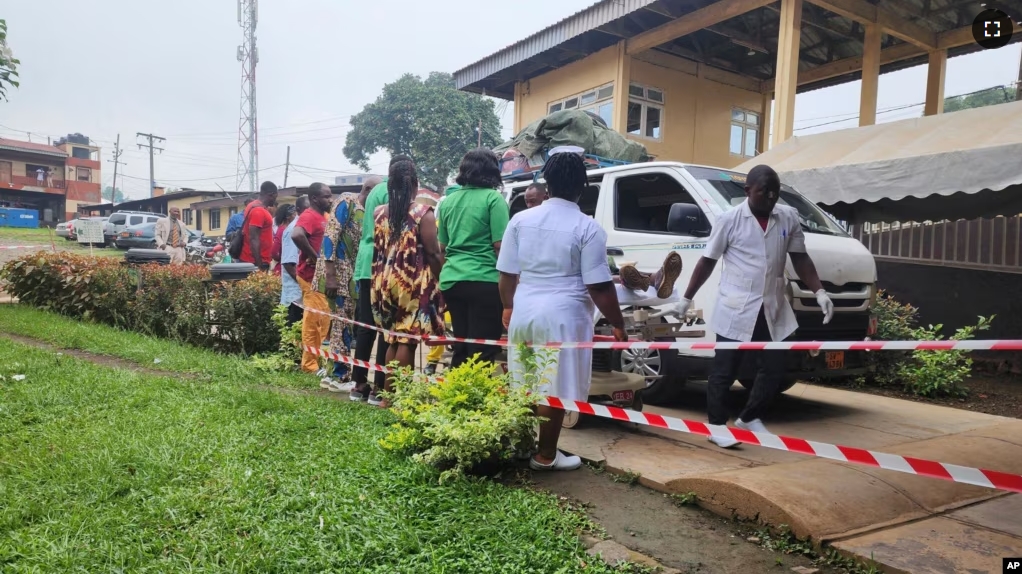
left=293, top=293, right=1022, bottom=352
left=304, top=344, right=1022, bottom=494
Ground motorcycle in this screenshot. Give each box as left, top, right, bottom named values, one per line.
left=186, top=237, right=227, bottom=265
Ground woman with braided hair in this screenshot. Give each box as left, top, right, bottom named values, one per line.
left=370, top=158, right=445, bottom=408
left=497, top=147, right=628, bottom=471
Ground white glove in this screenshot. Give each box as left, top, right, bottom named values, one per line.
left=675, top=297, right=692, bottom=317
left=815, top=289, right=834, bottom=325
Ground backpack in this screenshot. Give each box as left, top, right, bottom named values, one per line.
left=228, top=201, right=259, bottom=260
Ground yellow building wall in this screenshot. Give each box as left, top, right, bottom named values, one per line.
left=509, top=44, right=766, bottom=170
left=167, top=196, right=201, bottom=230
left=514, top=44, right=621, bottom=131
left=628, top=57, right=765, bottom=168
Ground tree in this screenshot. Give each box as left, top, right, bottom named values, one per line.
left=104, top=186, right=126, bottom=203
left=343, top=72, right=502, bottom=190
left=942, top=86, right=1013, bottom=113
left=0, top=19, right=20, bottom=101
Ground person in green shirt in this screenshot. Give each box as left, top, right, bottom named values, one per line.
left=350, top=154, right=411, bottom=401
left=436, top=149, right=510, bottom=368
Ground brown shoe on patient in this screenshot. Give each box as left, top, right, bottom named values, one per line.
left=618, top=264, right=650, bottom=292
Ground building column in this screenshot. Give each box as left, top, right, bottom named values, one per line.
left=771, top=0, right=803, bottom=147
left=859, top=24, right=882, bottom=126
left=923, top=49, right=946, bottom=116
left=612, top=40, right=632, bottom=134
left=760, top=91, right=773, bottom=154
left=513, top=81, right=524, bottom=134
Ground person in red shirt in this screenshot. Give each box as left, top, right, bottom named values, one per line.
left=291, top=182, right=334, bottom=373
left=239, top=181, right=279, bottom=270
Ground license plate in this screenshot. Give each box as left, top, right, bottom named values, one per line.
left=825, top=351, right=845, bottom=370
left=612, top=390, right=634, bottom=402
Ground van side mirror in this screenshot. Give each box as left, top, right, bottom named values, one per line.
left=667, top=203, right=711, bottom=237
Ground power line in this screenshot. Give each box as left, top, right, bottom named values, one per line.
left=136, top=132, right=165, bottom=197
left=118, top=163, right=285, bottom=184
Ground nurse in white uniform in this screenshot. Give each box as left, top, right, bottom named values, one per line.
left=497, top=148, right=628, bottom=471
left=678, top=165, right=834, bottom=448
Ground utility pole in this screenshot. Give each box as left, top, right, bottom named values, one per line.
left=107, top=134, right=127, bottom=203
left=1016, top=46, right=1022, bottom=101
left=283, top=145, right=290, bottom=188
left=236, top=0, right=259, bottom=192
left=477, top=118, right=482, bottom=148
left=136, top=132, right=165, bottom=198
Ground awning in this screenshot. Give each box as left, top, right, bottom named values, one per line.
left=736, top=100, right=1022, bottom=223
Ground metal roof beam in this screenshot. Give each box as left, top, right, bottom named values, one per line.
left=805, top=0, right=937, bottom=49
left=626, top=0, right=777, bottom=54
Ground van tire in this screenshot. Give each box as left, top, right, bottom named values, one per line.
left=614, top=348, right=686, bottom=405
left=737, top=378, right=798, bottom=393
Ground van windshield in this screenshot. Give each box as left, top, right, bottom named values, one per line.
left=687, top=167, right=848, bottom=237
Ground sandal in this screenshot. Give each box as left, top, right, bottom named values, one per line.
left=349, top=383, right=372, bottom=402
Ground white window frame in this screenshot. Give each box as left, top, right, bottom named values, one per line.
left=729, top=108, right=761, bottom=158
left=626, top=83, right=664, bottom=142
left=548, top=83, right=616, bottom=126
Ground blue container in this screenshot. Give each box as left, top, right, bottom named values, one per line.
left=0, top=207, right=40, bottom=228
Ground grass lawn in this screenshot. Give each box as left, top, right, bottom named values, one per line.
left=0, top=306, right=624, bottom=573
left=0, top=227, right=122, bottom=258
left=0, top=227, right=64, bottom=243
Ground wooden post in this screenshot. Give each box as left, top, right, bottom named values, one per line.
left=513, top=82, right=523, bottom=134
left=771, top=0, right=803, bottom=146
left=859, top=24, right=882, bottom=126
left=923, top=49, right=946, bottom=116
left=760, top=91, right=772, bottom=153
left=612, top=40, right=632, bottom=134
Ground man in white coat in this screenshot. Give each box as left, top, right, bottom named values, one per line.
left=677, top=165, right=834, bottom=448
left=155, top=207, right=189, bottom=265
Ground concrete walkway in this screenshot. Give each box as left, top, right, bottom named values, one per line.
left=558, top=381, right=1022, bottom=574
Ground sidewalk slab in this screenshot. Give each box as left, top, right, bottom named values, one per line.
left=833, top=514, right=1022, bottom=574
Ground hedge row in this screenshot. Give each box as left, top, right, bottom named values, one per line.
left=1, top=252, right=280, bottom=355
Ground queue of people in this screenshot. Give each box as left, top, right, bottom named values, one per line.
left=237, top=148, right=835, bottom=471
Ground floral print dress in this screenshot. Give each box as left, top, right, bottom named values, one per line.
left=315, top=192, right=363, bottom=376
left=370, top=200, right=445, bottom=344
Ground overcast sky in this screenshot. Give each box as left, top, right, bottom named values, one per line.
left=2, top=1, right=1019, bottom=199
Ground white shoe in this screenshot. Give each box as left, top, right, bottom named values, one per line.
left=316, top=368, right=328, bottom=378
left=329, top=380, right=356, bottom=393
left=529, top=450, right=582, bottom=471
left=736, top=418, right=770, bottom=434
left=708, top=434, right=741, bottom=449
left=319, top=378, right=334, bottom=390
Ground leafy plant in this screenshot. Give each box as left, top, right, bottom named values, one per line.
left=0, top=19, right=20, bottom=102
left=861, top=291, right=992, bottom=397
left=252, top=305, right=303, bottom=373
left=380, top=346, right=554, bottom=483
left=899, top=316, right=993, bottom=397
left=612, top=471, right=641, bottom=486
left=671, top=492, right=698, bottom=506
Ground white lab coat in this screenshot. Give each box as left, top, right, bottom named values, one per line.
left=497, top=198, right=612, bottom=401
left=703, top=200, right=806, bottom=342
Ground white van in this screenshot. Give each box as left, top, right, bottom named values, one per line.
left=503, top=161, right=878, bottom=405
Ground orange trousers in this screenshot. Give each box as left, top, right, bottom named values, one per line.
left=299, top=277, right=331, bottom=373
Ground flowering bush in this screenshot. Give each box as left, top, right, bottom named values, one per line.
left=380, top=347, right=555, bottom=483
left=1, top=252, right=281, bottom=356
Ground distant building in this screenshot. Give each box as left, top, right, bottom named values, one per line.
left=334, top=174, right=380, bottom=186
left=0, top=133, right=102, bottom=224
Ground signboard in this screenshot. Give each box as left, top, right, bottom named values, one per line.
left=76, top=219, right=105, bottom=244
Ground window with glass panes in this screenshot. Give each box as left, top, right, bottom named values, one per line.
left=626, top=83, right=664, bottom=141
left=548, top=83, right=615, bottom=127
left=729, top=109, right=760, bottom=158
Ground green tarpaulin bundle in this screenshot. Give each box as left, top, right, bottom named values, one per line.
left=493, top=109, right=650, bottom=165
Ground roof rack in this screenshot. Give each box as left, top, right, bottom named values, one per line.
left=500, top=152, right=632, bottom=183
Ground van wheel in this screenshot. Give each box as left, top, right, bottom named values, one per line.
left=614, top=348, right=685, bottom=406
left=562, top=410, right=583, bottom=429
left=737, top=379, right=797, bottom=393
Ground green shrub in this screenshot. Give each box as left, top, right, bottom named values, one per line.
left=251, top=304, right=303, bottom=373
left=1, top=252, right=281, bottom=356
left=864, top=291, right=993, bottom=397
left=380, top=348, right=553, bottom=483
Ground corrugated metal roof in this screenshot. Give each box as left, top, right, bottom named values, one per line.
left=0, top=137, right=68, bottom=158
left=453, top=0, right=660, bottom=90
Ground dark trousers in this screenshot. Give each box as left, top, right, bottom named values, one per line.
left=443, top=280, right=504, bottom=368
left=707, top=308, right=786, bottom=425
left=285, top=302, right=304, bottom=327
left=353, top=278, right=388, bottom=389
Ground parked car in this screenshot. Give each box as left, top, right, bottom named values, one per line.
left=55, top=220, right=73, bottom=240
left=104, top=211, right=164, bottom=245
left=115, top=221, right=202, bottom=250
left=503, top=161, right=879, bottom=405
